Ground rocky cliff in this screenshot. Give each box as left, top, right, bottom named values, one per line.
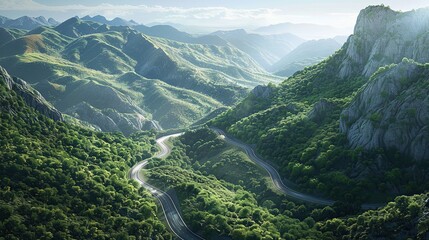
left=0, top=66, right=63, bottom=121
left=339, top=5, right=429, bottom=79
left=340, top=59, right=429, bottom=161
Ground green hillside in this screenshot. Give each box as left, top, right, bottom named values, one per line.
left=211, top=6, right=429, bottom=203
left=0, top=17, right=280, bottom=133
left=0, top=70, right=171, bottom=239
left=146, top=128, right=327, bottom=239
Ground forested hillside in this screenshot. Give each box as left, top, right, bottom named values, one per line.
left=212, top=5, right=429, bottom=203
left=0, top=67, right=171, bottom=239
left=145, top=128, right=429, bottom=239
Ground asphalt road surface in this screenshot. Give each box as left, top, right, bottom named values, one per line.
left=211, top=127, right=384, bottom=210
left=129, top=133, right=204, bottom=240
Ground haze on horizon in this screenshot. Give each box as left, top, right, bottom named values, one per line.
left=1, top=0, right=429, bottom=37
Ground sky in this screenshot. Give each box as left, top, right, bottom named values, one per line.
left=1, top=0, right=429, bottom=35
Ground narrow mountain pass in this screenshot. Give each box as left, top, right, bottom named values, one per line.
left=210, top=127, right=383, bottom=210
left=129, top=133, right=204, bottom=240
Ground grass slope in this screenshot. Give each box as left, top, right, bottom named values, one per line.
left=0, top=18, right=280, bottom=132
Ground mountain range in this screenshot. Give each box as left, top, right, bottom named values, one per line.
left=254, top=22, right=345, bottom=39
left=1, top=5, right=429, bottom=239
left=75, top=15, right=334, bottom=73
left=270, top=38, right=342, bottom=76
left=0, top=15, right=58, bottom=30
left=211, top=29, right=304, bottom=69
left=0, top=16, right=280, bottom=134
left=212, top=5, right=429, bottom=203
left=81, top=15, right=138, bottom=27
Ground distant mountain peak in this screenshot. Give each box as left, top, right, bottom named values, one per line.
left=354, top=5, right=397, bottom=36
left=339, top=6, right=429, bottom=78
left=0, top=15, right=58, bottom=30
left=81, top=15, right=137, bottom=27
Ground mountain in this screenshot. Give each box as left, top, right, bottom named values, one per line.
left=254, top=22, right=345, bottom=39
left=81, top=15, right=228, bottom=46
left=333, top=35, right=349, bottom=45
left=0, top=66, right=62, bottom=121
left=0, top=66, right=171, bottom=239
left=211, top=5, right=429, bottom=203
left=211, top=29, right=305, bottom=70
left=270, top=38, right=342, bottom=76
left=338, top=6, right=429, bottom=79
left=132, top=24, right=228, bottom=46
left=0, top=27, right=27, bottom=47
left=0, top=15, right=58, bottom=30
left=81, top=15, right=137, bottom=27
left=0, top=17, right=280, bottom=133
left=340, top=59, right=429, bottom=161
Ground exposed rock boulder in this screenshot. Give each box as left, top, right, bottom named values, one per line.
left=251, top=84, right=274, bottom=99
left=308, top=99, right=337, bottom=123
left=0, top=66, right=63, bottom=121
left=64, top=102, right=154, bottom=135
left=340, top=59, right=429, bottom=161
left=339, top=5, right=429, bottom=79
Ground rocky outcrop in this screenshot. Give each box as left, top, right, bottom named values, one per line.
left=251, top=85, right=274, bottom=99
left=0, top=66, right=63, bottom=121
left=340, top=59, right=429, bottom=161
left=339, top=6, right=429, bottom=79
left=308, top=99, right=337, bottom=123
left=64, top=102, right=155, bottom=135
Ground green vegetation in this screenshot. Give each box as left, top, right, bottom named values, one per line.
left=146, top=128, right=337, bottom=239
left=211, top=44, right=429, bottom=203
left=0, top=18, right=279, bottom=133
left=319, top=193, right=429, bottom=239
left=145, top=128, right=429, bottom=239
left=0, top=78, right=171, bottom=239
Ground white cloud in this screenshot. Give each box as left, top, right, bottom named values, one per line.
left=0, top=0, right=313, bottom=28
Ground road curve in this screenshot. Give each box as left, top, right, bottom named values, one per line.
left=211, top=127, right=336, bottom=206
left=129, top=133, right=204, bottom=240
left=211, top=127, right=384, bottom=210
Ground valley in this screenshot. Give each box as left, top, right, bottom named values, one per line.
left=1, top=2, right=429, bottom=240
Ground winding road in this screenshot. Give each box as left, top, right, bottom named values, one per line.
left=211, top=127, right=383, bottom=210
left=211, top=127, right=335, bottom=206
left=129, top=133, right=204, bottom=240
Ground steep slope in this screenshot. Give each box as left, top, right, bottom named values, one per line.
left=0, top=17, right=279, bottom=132
left=133, top=24, right=228, bottom=46
left=124, top=32, right=281, bottom=105
left=0, top=66, right=62, bottom=121
left=270, top=39, right=341, bottom=76
left=320, top=193, right=429, bottom=239
left=0, top=27, right=27, bottom=46
left=340, top=59, right=429, bottom=161
left=0, top=15, right=58, bottom=30
left=211, top=29, right=304, bottom=69
left=81, top=15, right=227, bottom=46
left=63, top=32, right=136, bottom=74
left=82, top=15, right=137, bottom=27
left=212, top=5, right=429, bottom=203
left=0, top=67, right=171, bottom=239
left=254, top=22, right=343, bottom=39
left=338, top=6, right=429, bottom=78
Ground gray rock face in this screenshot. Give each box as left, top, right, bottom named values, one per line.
left=0, top=66, right=63, bottom=121
left=340, top=60, right=429, bottom=161
left=339, top=6, right=429, bottom=79
left=251, top=85, right=274, bottom=99
left=308, top=99, right=337, bottom=123
left=64, top=102, right=154, bottom=135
